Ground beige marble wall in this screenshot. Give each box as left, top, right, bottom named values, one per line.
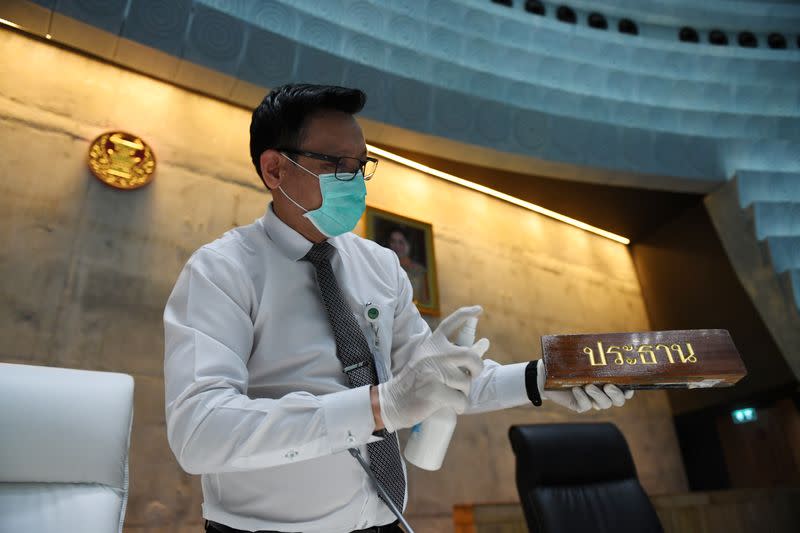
left=0, top=29, right=687, bottom=533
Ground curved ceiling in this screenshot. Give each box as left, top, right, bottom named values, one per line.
left=11, top=0, right=800, bottom=192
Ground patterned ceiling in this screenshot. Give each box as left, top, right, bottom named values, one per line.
left=8, top=0, right=800, bottom=192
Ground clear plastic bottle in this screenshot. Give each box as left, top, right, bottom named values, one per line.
left=404, top=317, right=478, bottom=470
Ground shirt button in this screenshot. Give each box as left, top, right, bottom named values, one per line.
left=284, top=450, right=298, bottom=459
left=346, top=431, right=356, bottom=444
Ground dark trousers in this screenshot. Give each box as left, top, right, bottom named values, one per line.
left=205, top=519, right=403, bottom=533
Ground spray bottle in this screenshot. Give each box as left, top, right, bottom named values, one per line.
left=404, top=316, right=479, bottom=470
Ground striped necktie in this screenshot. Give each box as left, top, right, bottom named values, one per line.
left=304, top=241, right=406, bottom=512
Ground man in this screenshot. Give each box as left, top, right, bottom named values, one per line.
left=164, top=84, right=633, bottom=533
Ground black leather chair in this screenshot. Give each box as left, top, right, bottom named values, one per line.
left=508, top=423, right=663, bottom=533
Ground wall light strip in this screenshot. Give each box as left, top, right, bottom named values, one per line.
left=0, top=18, right=23, bottom=30
left=366, top=144, right=631, bottom=245
left=0, top=15, right=49, bottom=38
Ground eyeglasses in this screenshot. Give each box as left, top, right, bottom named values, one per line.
left=280, top=149, right=378, bottom=181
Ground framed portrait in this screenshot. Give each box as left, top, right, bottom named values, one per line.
left=364, top=207, right=440, bottom=316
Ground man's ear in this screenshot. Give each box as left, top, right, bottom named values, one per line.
left=260, top=149, right=282, bottom=189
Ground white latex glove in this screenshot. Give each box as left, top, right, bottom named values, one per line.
left=536, top=359, right=635, bottom=413
left=379, top=346, right=484, bottom=433
left=414, top=305, right=490, bottom=363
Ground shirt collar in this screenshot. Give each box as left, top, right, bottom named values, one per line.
left=261, top=203, right=346, bottom=261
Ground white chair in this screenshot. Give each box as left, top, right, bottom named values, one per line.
left=0, top=363, right=134, bottom=532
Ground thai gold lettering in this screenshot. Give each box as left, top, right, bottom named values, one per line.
left=673, top=343, right=698, bottom=363
left=606, top=345, right=624, bottom=365
left=586, top=340, right=699, bottom=366
left=584, top=342, right=607, bottom=366
left=655, top=344, right=675, bottom=363
left=623, top=345, right=637, bottom=364
left=638, top=344, right=657, bottom=364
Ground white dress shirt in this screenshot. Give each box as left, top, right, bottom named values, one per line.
left=163, top=203, right=529, bottom=533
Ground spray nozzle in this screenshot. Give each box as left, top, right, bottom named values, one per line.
left=455, top=316, right=478, bottom=347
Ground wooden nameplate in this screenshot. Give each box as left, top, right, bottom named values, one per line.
left=542, top=329, right=747, bottom=390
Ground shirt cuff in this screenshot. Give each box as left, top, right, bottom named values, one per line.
left=320, top=385, right=378, bottom=453
left=493, top=362, right=531, bottom=409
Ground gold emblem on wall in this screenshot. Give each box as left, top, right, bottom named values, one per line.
left=88, top=131, right=156, bottom=190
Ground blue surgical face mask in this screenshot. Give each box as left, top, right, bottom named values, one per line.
left=278, top=153, right=367, bottom=238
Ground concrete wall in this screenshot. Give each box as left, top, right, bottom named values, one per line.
left=631, top=202, right=795, bottom=415
left=0, top=29, right=687, bottom=532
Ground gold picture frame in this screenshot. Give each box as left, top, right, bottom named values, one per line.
left=364, top=207, right=440, bottom=316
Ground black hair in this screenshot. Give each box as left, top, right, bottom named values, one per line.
left=386, top=227, right=412, bottom=250
left=249, top=84, right=366, bottom=184
left=387, top=227, right=410, bottom=241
